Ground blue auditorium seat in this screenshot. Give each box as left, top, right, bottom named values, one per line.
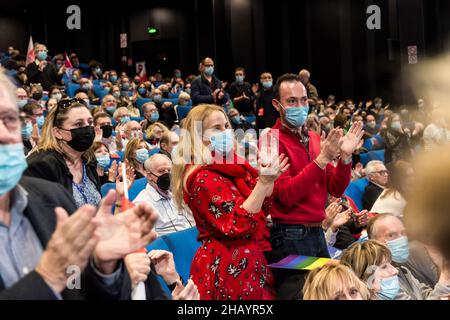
left=136, top=98, right=153, bottom=113
left=66, top=83, right=80, bottom=97
left=360, top=150, right=385, bottom=167
left=100, top=177, right=147, bottom=202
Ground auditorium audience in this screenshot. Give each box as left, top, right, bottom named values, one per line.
left=362, top=160, right=389, bottom=211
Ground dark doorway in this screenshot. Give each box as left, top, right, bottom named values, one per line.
left=131, top=38, right=180, bottom=77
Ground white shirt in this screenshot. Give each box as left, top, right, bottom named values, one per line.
left=423, top=123, right=450, bottom=151
left=133, top=183, right=195, bottom=236
left=371, top=190, right=407, bottom=218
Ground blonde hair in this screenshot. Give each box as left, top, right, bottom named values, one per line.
left=303, top=263, right=371, bottom=300
left=145, top=122, right=169, bottom=139
left=178, top=91, right=191, bottom=101
left=35, top=100, right=95, bottom=163
left=0, top=67, right=18, bottom=106
left=124, top=138, right=147, bottom=170
left=340, top=240, right=392, bottom=283
left=172, top=104, right=229, bottom=211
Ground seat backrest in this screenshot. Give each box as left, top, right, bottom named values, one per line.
left=66, top=83, right=80, bottom=97
left=344, top=177, right=370, bottom=211
left=136, top=98, right=153, bottom=113
left=174, top=105, right=192, bottom=121
left=146, top=227, right=201, bottom=297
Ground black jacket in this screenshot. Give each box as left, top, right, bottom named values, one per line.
left=228, top=82, right=254, bottom=114
left=24, top=149, right=101, bottom=196
left=255, top=88, right=279, bottom=130
left=362, top=182, right=384, bottom=211
left=0, top=176, right=169, bottom=300
left=0, top=176, right=126, bottom=300
left=25, top=62, right=62, bottom=91
left=191, top=74, right=226, bottom=106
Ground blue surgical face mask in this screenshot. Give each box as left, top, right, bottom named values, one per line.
left=153, top=95, right=162, bottom=103
left=204, top=66, right=214, bottom=76
left=110, top=75, right=118, bottom=82
left=387, top=236, right=410, bottom=264
left=21, top=122, right=33, bottom=139
left=37, top=51, right=47, bottom=61
left=150, top=112, right=159, bottom=122
left=18, top=99, right=28, bottom=109
left=185, top=88, right=191, bottom=95
left=378, top=275, right=400, bottom=300
left=36, top=116, right=45, bottom=129
left=72, top=75, right=78, bottom=82
left=82, top=84, right=91, bottom=91
left=231, top=115, right=241, bottom=125
left=209, top=129, right=234, bottom=155
left=138, top=88, right=147, bottom=96
left=175, top=72, right=182, bottom=78
left=0, top=144, right=28, bottom=196
left=135, top=148, right=149, bottom=164
left=279, top=102, right=310, bottom=128
left=391, top=122, right=402, bottom=131
left=122, top=83, right=130, bottom=91
left=235, top=75, right=244, bottom=84
left=52, top=93, right=62, bottom=102
left=112, top=91, right=121, bottom=99
left=96, top=155, right=110, bottom=169
left=120, top=116, right=131, bottom=124
left=95, top=67, right=102, bottom=75
left=262, top=81, right=273, bottom=90
left=106, top=106, right=116, bottom=115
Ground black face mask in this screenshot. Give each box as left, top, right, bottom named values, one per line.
left=152, top=172, right=171, bottom=191
left=100, top=125, right=113, bottom=139
left=63, top=126, right=95, bottom=152
left=32, top=92, right=43, bottom=101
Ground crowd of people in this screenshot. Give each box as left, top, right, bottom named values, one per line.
left=0, top=42, right=449, bottom=300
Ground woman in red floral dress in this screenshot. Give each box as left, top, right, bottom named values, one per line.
left=172, top=104, right=289, bottom=300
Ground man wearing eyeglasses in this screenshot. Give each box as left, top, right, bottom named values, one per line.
left=25, top=44, right=63, bottom=91
left=362, top=160, right=389, bottom=211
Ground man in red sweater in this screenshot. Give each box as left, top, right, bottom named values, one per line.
left=268, top=74, right=364, bottom=259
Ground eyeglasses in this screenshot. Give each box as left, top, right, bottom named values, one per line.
left=374, top=170, right=389, bottom=176
left=53, top=98, right=87, bottom=125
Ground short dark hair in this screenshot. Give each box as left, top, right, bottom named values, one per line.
left=235, top=67, right=246, bottom=74
left=273, top=73, right=302, bottom=101
left=93, top=112, right=111, bottom=126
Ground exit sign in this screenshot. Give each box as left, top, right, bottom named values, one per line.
left=147, top=27, right=159, bottom=35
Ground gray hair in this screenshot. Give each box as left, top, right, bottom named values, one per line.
left=365, top=160, right=385, bottom=176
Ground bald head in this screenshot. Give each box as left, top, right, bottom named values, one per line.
left=299, top=69, right=311, bottom=85
left=367, top=214, right=406, bottom=244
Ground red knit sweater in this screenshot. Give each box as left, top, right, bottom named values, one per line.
left=270, top=120, right=352, bottom=225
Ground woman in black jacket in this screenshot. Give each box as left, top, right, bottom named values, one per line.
left=25, top=98, right=102, bottom=208
left=380, top=113, right=413, bottom=165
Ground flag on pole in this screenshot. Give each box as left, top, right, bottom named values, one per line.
left=64, top=52, right=73, bottom=68
left=25, top=36, right=35, bottom=66
left=269, top=255, right=332, bottom=271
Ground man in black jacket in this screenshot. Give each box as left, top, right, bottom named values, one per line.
left=362, top=160, right=389, bottom=211
left=191, top=57, right=227, bottom=106
left=25, top=44, right=63, bottom=91
left=228, top=67, right=254, bottom=116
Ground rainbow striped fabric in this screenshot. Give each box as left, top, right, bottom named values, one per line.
left=269, top=255, right=331, bottom=271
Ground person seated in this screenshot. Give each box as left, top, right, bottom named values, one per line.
left=362, top=160, right=389, bottom=211
left=123, top=250, right=199, bottom=300
left=124, top=138, right=150, bottom=179
left=367, top=213, right=440, bottom=289
left=159, top=131, right=179, bottom=160
left=102, top=94, right=118, bottom=116
left=92, top=141, right=115, bottom=186
left=133, top=154, right=194, bottom=236
left=341, top=240, right=449, bottom=300
left=78, top=78, right=100, bottom=106
left=371, top=160, right=413, bottom=217
left=303, top=264, right=371, bottom=300
left=144, top=122, right=169, bottom=150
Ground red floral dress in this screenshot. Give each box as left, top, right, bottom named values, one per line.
left=184, top=160, right=275, bottom=300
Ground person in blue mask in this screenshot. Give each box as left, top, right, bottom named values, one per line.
left=342, top=240, right=450, bottom=300
left=0, top=69, right=160, bottom=300
left=255, top=72, right=278, bottom=130
left=190, top=57, right=228, bottom=106
left=267, top=73, right=364, bottom=300
left=229, top=67, right=254, bottom=118
left=141, top=102, right=160, bottom=131
left=368, top=214, right=445, bottom=290
left=16, top=88, right=28, bottom=109
left=25, top=43, right=63, bottom=91
left=171, top=104, right=290, bottom=300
